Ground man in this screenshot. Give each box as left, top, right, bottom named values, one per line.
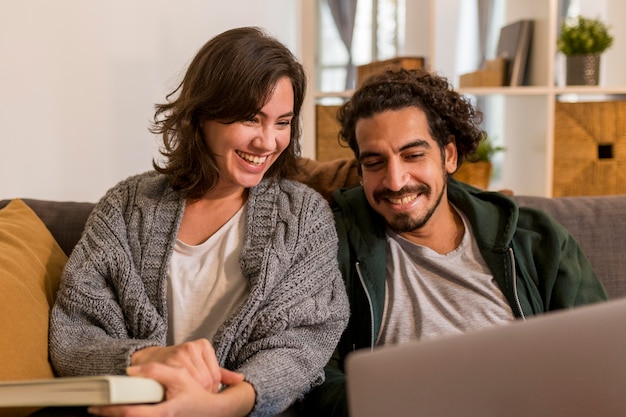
left=302, top=68, right=607, bottom=416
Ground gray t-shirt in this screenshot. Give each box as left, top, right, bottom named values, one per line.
left=377, top=209, right=514, bottom=345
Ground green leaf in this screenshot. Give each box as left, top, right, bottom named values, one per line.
left=466, top=136, right=505, bottom=162
left=557, top=15, right=614, bottom=55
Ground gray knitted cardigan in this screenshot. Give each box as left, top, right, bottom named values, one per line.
left=49, top=171, right=350, bottom=416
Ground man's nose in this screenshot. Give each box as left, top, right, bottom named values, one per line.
left=383, top=160, right=408, bottom=191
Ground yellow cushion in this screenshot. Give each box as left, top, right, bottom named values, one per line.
left=0, top=199, right=69, bottom=416
left=0, top=199, right=67, bottom=381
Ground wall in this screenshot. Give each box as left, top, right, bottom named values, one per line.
left=0, top=0, right=301, bottom=201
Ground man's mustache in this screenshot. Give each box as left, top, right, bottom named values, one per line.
left=373, top=184, right=430, bottom=201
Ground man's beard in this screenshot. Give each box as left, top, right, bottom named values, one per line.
left=374, top=183, right=446, bottom=233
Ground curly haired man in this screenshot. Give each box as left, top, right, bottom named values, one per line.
left=302, top=68, right=607, bottom=416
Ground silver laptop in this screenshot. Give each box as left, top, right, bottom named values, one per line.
left=346, top=298, right=626, bottom=417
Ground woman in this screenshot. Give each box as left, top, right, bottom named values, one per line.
left=49, top=26, right=349, bottom=417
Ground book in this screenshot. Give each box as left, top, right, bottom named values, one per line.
left=0, top=375, right=164, bottom=407
left=496, top=19, right=534, bottom=86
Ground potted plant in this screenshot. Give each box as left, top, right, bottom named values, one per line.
left=453, top=136, right=504, bottom=190
left=557, top=15, right=614, bottom=85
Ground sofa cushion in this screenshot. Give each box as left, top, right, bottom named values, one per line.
left=513, top=194, right=626, bottom=299
left=0, top=199, right=67, bottom=385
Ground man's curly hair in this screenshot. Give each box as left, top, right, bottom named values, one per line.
left=337, top=68, right=485, bottom=170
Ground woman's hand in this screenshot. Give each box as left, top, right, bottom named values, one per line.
left=131, top=338, right=240, bottom=393
left=87, top=363, right=255, bottom=417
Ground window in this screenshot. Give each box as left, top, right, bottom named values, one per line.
left=316, top=0, right=405, bottom=93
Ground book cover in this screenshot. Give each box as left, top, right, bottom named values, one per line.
left=496, top=19, right=534, bottom=86
left=0, top=375, right=164, bottom=407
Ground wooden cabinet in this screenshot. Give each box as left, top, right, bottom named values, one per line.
left=553, top=100, right=626, bottom=196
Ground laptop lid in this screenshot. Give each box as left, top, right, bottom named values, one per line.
left=345, top=298, right=626, bottom=417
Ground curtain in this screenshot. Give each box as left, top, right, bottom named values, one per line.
left=328, top=0, right=358, bottom=89
left=477, top=0, right=495, bottom=68
left=475, top=0, right=495, bottom=128
left=558, top=0, right=571, bottom=28
left=556, top=0, right=571, bottom=85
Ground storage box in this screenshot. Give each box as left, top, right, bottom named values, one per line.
left=315, top=104, right=354, bottom=162
left=553, top=100, right=626, bottom=196
left=356, top=56, right=425, bottom=88
left=453, top=161, right=492, bottom=190
left=459, top=58, right=507, bottom=88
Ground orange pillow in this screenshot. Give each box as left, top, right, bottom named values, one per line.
left=0, top=198, right=68, bottom=415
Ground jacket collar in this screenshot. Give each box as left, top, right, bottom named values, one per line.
left=447, top=178, right=518, bottom=251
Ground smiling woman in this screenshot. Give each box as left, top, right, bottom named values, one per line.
left=47, top=26, right=350, bottom=417
left=151, top=27, right=306, bottom=201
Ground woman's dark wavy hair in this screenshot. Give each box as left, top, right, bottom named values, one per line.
left=151, top=27, right=306, bottom=199
left=337, top=68, right=485, bottom=171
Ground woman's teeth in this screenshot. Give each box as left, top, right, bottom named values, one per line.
left=237, top=151, right=267, bottom=165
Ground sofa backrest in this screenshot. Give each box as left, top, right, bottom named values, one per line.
left=1, top=193, right=624, bottom=299
left=0, top=199, right=94, bottom=257
left=512, top=194, right=626, bottom=300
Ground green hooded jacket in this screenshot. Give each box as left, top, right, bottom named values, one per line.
left=302, top=178, right=607, bottom=416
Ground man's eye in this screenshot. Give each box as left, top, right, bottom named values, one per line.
left=405, top=153, right=424, bottom=160
left=362, top=160, right=382, bottom=170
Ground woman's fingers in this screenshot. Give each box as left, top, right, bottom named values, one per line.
left=220, top=368, right=245, bottom=386
left=131, top=339, right=241, bottom=392
left=187, top=339, right=222, bottom=392
left=127, top=363, right=192, bottom=396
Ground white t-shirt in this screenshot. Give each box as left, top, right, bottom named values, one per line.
left=377, top=208, right=514, bottom=345
left=166, top=205, right=249, bottom=345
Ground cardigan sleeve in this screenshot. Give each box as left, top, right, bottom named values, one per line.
left=49, top=176, right=172, bottom=376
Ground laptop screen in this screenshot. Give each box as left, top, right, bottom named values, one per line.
left=346, top=298, right=626, bottom=417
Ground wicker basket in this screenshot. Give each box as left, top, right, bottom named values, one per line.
left=553, top=100, right=626, bottom=196
left=315, top=105, right=354, bottom=162
left=356, top=57, right=425, bottom=88
left=453, top=161, right=492, bottom=190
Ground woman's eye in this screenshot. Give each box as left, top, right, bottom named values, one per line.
left=242, top=116, right=259, bottom=125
